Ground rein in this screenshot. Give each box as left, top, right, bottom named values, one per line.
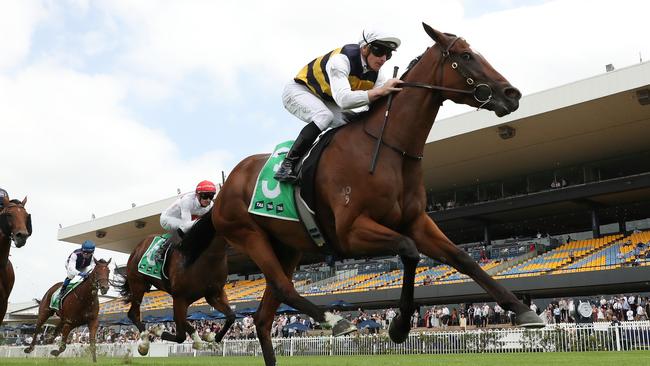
left=365, top=36, right=493, bottom=170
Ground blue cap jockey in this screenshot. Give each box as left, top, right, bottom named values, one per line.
left=58, top=240, right=96, bottom=302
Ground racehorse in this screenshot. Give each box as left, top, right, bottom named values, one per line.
left=0, top=196, right=31, bottom=324
left=25, top=258, right=111, bottom=362
left=206, top=24, right=544, bottom=366
left=117, top=212, right=235, bottom=355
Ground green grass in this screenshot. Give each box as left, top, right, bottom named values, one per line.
left=2, top=351, right=650, bottom=366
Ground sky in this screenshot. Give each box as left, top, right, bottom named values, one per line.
left=2, top=0, right=649, bottom=304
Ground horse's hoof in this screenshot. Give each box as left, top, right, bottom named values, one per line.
left=388, top=316, right=410, bottom=344
left=332, top=318, right=357, bottom=337
left=152, top=325, right=164, bottom=337
left=137, top=342, right=149, bottom=356
left=516, top=310, right=545, bottom=328
left=23, top=347, right=33, bottom=354
left=50, top=350, right=60, bottom=357
left=192, top=341, right=205, bottom=350
left=203, top=331, right=215, bottom=342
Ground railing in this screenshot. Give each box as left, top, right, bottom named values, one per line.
left=2, top=322, right=649, bottom=358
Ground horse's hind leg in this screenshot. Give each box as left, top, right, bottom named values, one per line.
left=88, top=317, right=99, bottom=363
left=205, top=290, right=235, bottom=343
left=24, top=301, right=54, bottom=353
left=409, top=213, right=543, bottom=328
left=253, top=246, right=302, bottom=366
left=225, top=228, right=332, bottom=329
left=50, top=322, right=72, bottom=357
left=341, top=215, right=420, bottom=343
left=162, top=298, right=202, bottom=348
left=126, top=277, right=151, bottom=356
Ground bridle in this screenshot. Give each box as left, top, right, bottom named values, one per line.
left=364, top=36, right=493, bottom=163
left=400, top=36, right=493, bottom=108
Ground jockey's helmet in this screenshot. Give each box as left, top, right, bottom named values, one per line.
left=195, top=180, right=217, bottom=194
left=359, top=29, right=401, bottom=51
left=81, top=240, right=96, bottom=253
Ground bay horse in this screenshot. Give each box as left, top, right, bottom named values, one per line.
left=117, top=212, right=235, bottom=355
left=207, top=24, right=544, bottom=366
left=0, top=196, right=31, bottom=324
left=24, top=258, right=111, bottom=362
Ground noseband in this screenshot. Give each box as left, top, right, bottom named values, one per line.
left=400, top=36, right=493, bottom=108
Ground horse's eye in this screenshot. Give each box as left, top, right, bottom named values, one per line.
left=462, top=52, right=472, bottom=61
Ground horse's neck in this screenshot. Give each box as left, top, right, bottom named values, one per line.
left=367, top=51, right=443, bottom=161
left=0, top=234, right=10, bottom=268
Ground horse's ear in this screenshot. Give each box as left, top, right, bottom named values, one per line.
left=422, top=22, right=447, bottom=47
left=107, top=258, right=112, bottom=265
left=21, top=196, right=27, bottom=206
left=2, top=195, right=8, bottom=207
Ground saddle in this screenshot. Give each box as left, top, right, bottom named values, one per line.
left=50, top=278, right=84, bottom=310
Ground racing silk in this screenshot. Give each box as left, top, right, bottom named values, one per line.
left=160, top=192, right=213, bottom=233
left=294, top=44, right=380, bottom=105
left=65, top=249, right=95, bottom=278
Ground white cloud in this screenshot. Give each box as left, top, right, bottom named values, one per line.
left=0, top=0, right=46, bottom=69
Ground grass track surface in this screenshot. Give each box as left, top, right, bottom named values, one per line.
left=2, top=351, right=649, bottom=366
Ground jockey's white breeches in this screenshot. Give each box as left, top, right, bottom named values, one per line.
left=282, top=82, right=349, bottom=131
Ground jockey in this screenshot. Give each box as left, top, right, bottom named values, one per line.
left=274, top=28, right=403, bottom=183
left=0, top=188, right=7, bottom=208
left=57, top=240, right=96, bottom=302
left=156, top=180, right=217, bottom=260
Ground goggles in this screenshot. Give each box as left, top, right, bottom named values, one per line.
left=369, top=44, right=393, bottom=60
left=199, top=193, right=215, bottom=200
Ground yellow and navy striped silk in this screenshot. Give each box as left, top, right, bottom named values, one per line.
left=294, top=44, right=378, bottom=102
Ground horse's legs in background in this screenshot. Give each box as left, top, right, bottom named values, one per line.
left=342, top=215, right=420, bottom=343
left=162, top=297, right=201, bottom=348
left=50, top=322, right=72, bottom=357
left=88, top=317, right=99, bottom=363
left=254, top=246, right=302, bottom=366
left=410, top=214, right=542, bottom=326
left=205, top=290, right=235, bottom=343
left=126, top=277, right=151, bottom=356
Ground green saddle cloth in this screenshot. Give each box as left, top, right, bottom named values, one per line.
left=49, top=278, right=83, bottom=310
left=137, top=234, right=171, bottom=280
left=248, top=140, right=299, bottom=221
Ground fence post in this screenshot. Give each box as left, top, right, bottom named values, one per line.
left=614, top=325, right=621, bottom=351
left=330, top=335, right=334, bottom=356
left=290, top=337, right=294, bottom=356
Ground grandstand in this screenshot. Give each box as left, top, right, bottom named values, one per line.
left=56, top=61, right=650, bottom=319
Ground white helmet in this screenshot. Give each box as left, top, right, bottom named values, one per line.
left=359, top=29, right=401, bottom=50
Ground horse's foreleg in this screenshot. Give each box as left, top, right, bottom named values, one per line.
left=342, top=215, right=420, bottom=343
left=410, top=214, right=543, bottom=328
left=253, top=246, right=301, bottom=366
left=88, top=318, right=99, bottom=363
left=162, top=298, right=197, bottom=346
left=205, top=291, right=235, bottom=343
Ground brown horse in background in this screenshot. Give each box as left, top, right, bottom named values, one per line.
left=203, top=24, right=543, bottom=366
left=0, top=196, right=31, bottom=324
left=117, top=212, right=235, bottom=355
left=25, top=258, right=111, bottom=362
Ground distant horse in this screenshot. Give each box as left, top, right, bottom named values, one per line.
left=117, top=212, right=235, bottom=355
left=204, top=24, right=543, bottom=366
left=0, top=196, right=31, bottom=324
left=25, top=258, right=111, bottom=362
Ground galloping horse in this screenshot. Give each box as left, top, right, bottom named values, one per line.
left=0, top=196, right=31, bottom=324
left=118, top=212, right=235, bottom=355
left=25, top=258, right=111, bottom=362
left=204, top=24, right=544, bottom=366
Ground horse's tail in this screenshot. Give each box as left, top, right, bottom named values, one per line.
left=33, top=298, right=41, bottom=305
left=178, top=208, right=216, bottom=266
left=116, top=272, right=132, bottom=304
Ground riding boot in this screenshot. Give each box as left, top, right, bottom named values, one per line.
left=274, top=122, right=321, bottom=183
left=58, top=279, right=70, bottom=303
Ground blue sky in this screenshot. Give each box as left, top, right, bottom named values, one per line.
left=2, top=0, right=649, bottom=302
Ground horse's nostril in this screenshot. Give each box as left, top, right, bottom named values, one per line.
left=504, top=87, right=522, bottom=100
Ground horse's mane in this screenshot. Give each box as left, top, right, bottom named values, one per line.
left=177, top=208, right=216, bottom=266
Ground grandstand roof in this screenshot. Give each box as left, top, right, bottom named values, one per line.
left=58, top=61, right=650, bottom=260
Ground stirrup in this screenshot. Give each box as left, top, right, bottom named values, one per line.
left=274, top=161, right=298, bottom=182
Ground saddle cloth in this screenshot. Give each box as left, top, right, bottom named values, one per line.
left=49, top=278, right=84, bottom=311
left=137, top=234, right=172, bottom=280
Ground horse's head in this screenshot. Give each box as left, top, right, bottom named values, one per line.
left=418, top=23, right=521, bottom=117
left=92, top=258, right=112, bottom=295
left=0, top=196, right=32, bottom=248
